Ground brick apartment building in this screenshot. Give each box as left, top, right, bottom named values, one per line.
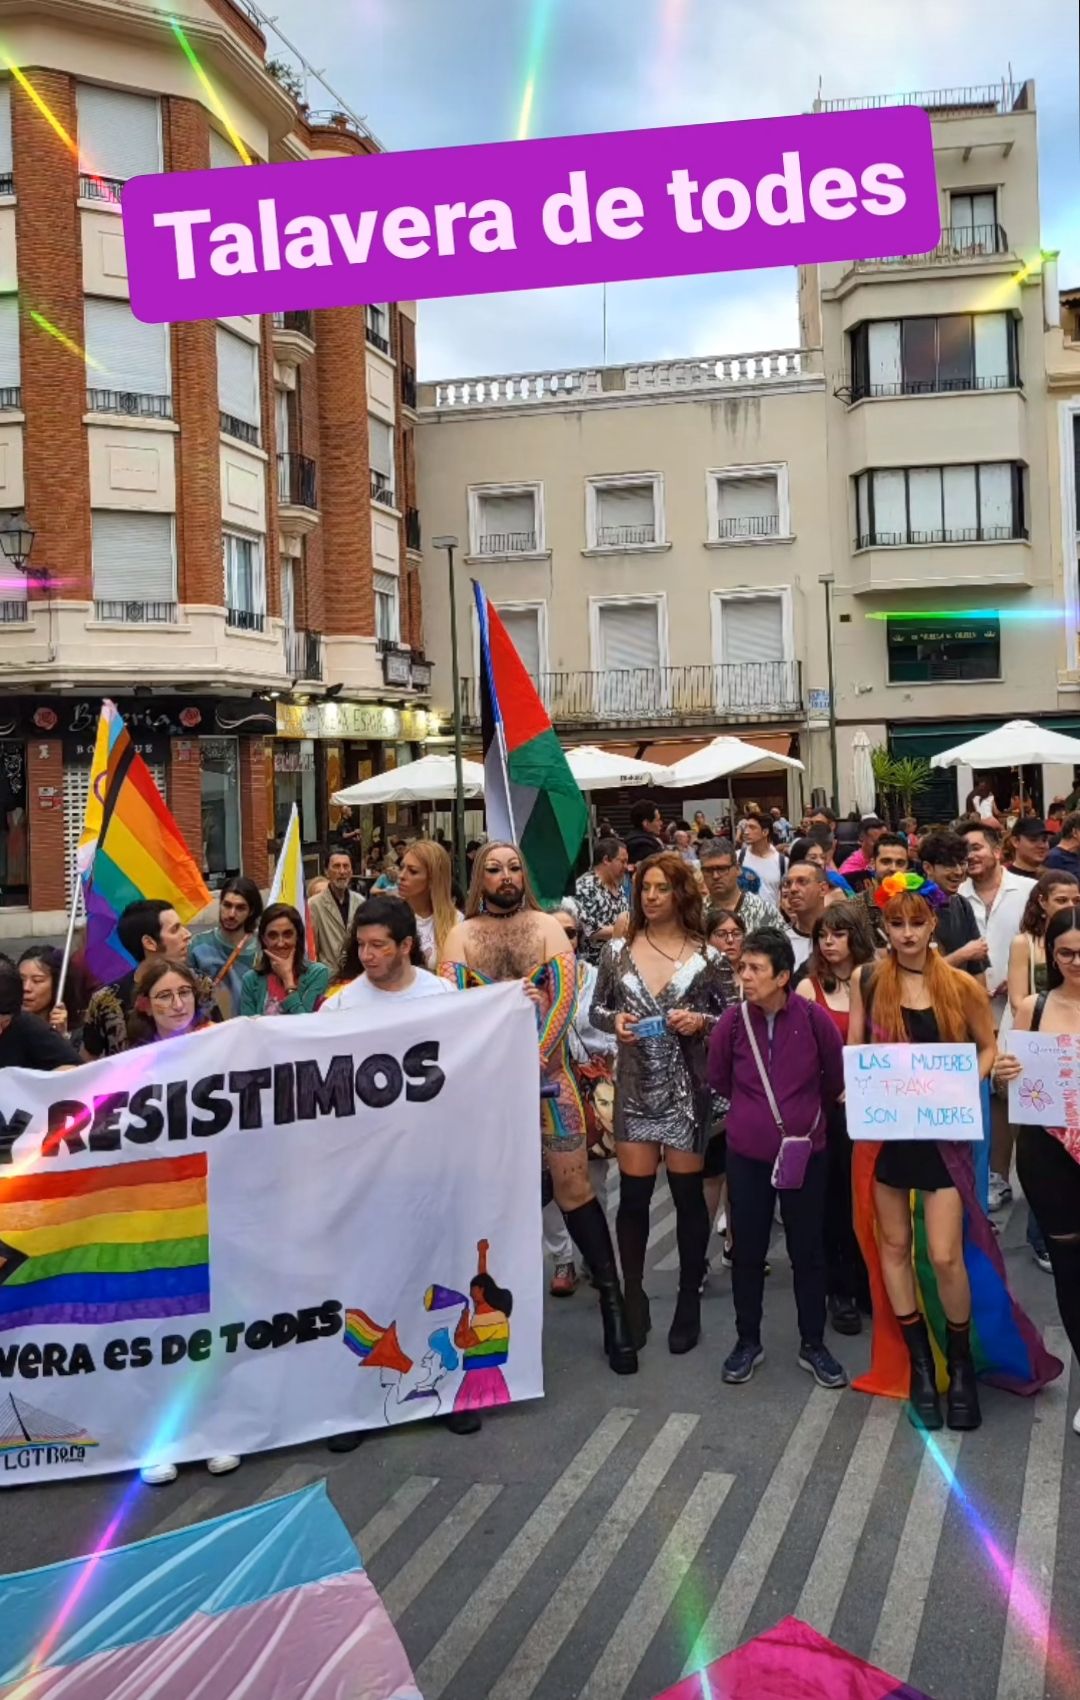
left=0, top=0, right=433, bottom=932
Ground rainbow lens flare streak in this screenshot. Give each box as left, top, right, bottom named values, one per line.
left=0, top=50, right=120, bottom=208
left=516, top=0, right=557, bottom=140
left=27, top=310, right=105, bottom=372
left=169, top=18, right=252, bottom=164
left=866, top=608, right=1065, bottom=622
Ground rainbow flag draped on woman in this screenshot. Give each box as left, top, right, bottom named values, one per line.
left=78, top=701, right=211, bottom=983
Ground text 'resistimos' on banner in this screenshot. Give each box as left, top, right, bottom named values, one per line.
left=121, top=109, right=940, bottom=324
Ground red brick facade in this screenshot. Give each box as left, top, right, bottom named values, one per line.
left=27, top=740, right=66, bottom=913
left=13, top=71, right=92, bottom=599
left=167, top=737, right=203, bottom=866
left=239, top=738, right=270, bottom=884
left=296, top=362, right=326, bottom=631
left=314, top=308, right=375, bottom=636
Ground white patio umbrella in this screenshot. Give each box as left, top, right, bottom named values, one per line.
left=851, top=729, right=877, bottom=817
left=656, top=735, right=805, bottom=789
left=564, top=745, right=671, bottom=789
left=332, top=753, right=485, bottom=807
left=930, top=720, right=1080, bottom=771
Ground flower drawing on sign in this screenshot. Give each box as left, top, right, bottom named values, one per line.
left=179, top=708, right=202, bottom=729
left=32, top=707, right=58, bottom=731
left=1019, top=1079, right=1053, bottom=1114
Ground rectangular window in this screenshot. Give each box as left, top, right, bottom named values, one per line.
left=209, top=129, right=243, bottom=169
left=850, top=312, right=1017, bottom=399
left=596, top=601, right=661, bottom=671
left=368, top=416, right=395, bottom=506
left=0, top=83, right=12, bottom=185
left=84, top=299, right=171, bottom=415
left=0, top=296, right=19, bottom=400
left=497, top=606, right=542, bottom=680
left=855, top=464, right=1025, bottom=547
left=280, top=556, right=296, bottom=632
left=474, top=488, right=539, bottom=555
left=589, top=478, right=659, bottom=548
left=223, top=530, right=266, bottom=628
left=711, top=470, right=782, bottom=540
left=92, top=511, right=176, bottom=619
left=715, top=593, right=790, bottom=710
left=217, top=328, right=260, bottom=442
left=366, top=304, right=390, bottom=353
left=886, top=616, right=1001, bottom=683
left=76, top=85, right=161, bottom=196
left=950, top=190, right=999, bottom=250
left=201, top=736, right=241, bottom=881
left=374, top=570, right=399, bottom=643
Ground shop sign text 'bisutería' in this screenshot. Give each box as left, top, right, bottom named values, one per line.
left=121, top=109, right=939, bottom=323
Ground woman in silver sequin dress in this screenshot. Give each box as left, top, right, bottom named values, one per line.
left=592, top=853, right=734, bottom=1355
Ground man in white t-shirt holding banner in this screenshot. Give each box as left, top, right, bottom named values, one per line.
left=321, top=896, right=454, bottom=1010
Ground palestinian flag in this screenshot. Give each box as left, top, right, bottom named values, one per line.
left=474, top=583, right=589, bottom=903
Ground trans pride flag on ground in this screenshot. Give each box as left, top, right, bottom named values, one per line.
left=658, top=1616, right=933, bottom=1699
left=0, top=1482, right=419, bottom=1699
left=473, top=583, right=589, bottom=903
left=78, top=701, right=211, bottom=983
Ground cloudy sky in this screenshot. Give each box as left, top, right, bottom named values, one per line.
left=261, top=0, right=1077, bottom=380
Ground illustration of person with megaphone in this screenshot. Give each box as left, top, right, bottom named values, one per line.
left=436, top=1238, right=512, bottom=1415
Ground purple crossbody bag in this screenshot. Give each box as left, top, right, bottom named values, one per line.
left=740, top=1002, right=818, bottom=1190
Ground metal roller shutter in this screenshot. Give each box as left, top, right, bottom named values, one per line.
left=84, top=300, right=170, bottom=397
left=76, top=85, right=161, bottom=180
left=216, top=328, right=260, bottom=426
left=92, top=512, right=176, bottom=603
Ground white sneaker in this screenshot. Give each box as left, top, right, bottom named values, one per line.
left=987, top=1172, right=1013, bottom=1213
left=206, top=1454, right=241, bottom=1475
left=140, top=1462, right=178, bottom=1486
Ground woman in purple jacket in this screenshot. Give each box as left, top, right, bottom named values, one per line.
left=708, top=926, right=848, bottom=1390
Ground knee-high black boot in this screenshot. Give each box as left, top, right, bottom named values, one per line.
left=898, top=1310, right=943, bottom=1431
left=945, top=1317, right=981, bottom=1431
left=615, top=1172, right=655, bottom=1350
left=562, top=1198, right=638, bottom=1375
left=667, top=1170, right=709, bottom=1354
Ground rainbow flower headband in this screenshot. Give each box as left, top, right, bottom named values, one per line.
left=873, top=870, right=946, bottom=910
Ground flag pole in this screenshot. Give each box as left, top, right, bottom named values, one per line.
left=55, top=865, right=83, bottom=1011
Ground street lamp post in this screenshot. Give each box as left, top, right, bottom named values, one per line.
left=819, top=573, right=840, bottom=816
left=432, top=535, right=468, bottom=896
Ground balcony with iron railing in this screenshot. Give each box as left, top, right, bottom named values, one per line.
left=87, top=389, right=174, bottom=419
left=94, top=599, right=177, bottom=624
left=841, top=224, right=1010, bottom=282
left=476, top=530, right=537, bottom=556
left=78, top=173, right=124, bottom=205
left=226, top=606, right=266, bottom=633
left=841, top=371, right=1020, bottom=405
left=370, top=468, right=396, bottom=506
left=714, top=514, right=780, bottom=541
left=366, top=308, right=391, bottom=355
left=595, top=523, right=656, bottom=548
left=220, top=412, right=261, bottom=447
left=285, top=627, right=323, bottom=680
left=0, top=599, right=27, bottom=623
left=271, top=310, right=315, bottom=366
left=0, top=386, right=20, bottom=412
left=813, top=81, right=1030, bottom=117
left=459, top=661, right=803, bottom=730
left=277, top=453, right=318, bottom=528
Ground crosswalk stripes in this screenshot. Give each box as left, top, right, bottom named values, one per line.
left=487, top=1413, right=699, bottom=1700
left=869, top=1429, right=963, bottom=1681
left=415, top=1407, right=637, bottom=1700
left=795, top=1396, right=902, bottom=1635
left=353, top=1475, right=439, bottom=1563
left=681, top=1387, right=839, bottom=1674
left=378, top=1482, right=503, bottom=1622
left=151, top=1480, right=230, bottom=1536
left=254, top=1459, right=324, bottom=1502
left=577, top=1470, right=735, bottom=1700
left=995, top=1328, right=1071, bottom=1700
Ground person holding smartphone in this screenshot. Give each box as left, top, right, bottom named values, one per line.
left=591, top=853, right=734, bottom=1357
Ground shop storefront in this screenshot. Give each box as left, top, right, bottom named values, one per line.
left=274, top=700, right=440, bottom=869
left=0, top=695, right=277, bottom=922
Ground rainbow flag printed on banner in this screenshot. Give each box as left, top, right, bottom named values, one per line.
left=78, top=700, right=211, bottom=984
left=0, top=1155, right=210, bottom=1333
left=0, top=1482, right=420, bottom=1699
left=473, top=583, right=589, bottom=903
left=268, top=802, right=316, bottom=959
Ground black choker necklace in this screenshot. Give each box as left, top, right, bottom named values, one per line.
left=899, top=964, right=925, bottom=974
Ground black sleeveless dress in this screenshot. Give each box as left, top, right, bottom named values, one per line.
left=863, top=980, right=956, bottom=1193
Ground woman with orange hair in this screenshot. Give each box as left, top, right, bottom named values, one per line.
left=849, top=880, right=1061, bottom=1432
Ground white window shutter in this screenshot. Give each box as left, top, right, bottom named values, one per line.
left=908, top=468, right=943, bottom=539
left=868, top=322, right=902, bottom=390
left=943, top=466, right=978, bottom=534
left=0, top=84, right=12, bottom=177
left=375, top=571, right=399, bottom=642
left=871, top=470, right=907, bottom=541
left=368, top=417, right=393, bottom=476
left=210, top=129, right=243, bottom=169
left=498, top=608, right=541, bottom=678
left=216, top=328, right=260, bottom=425
left=84, top=299, right=170, bottom=396
left=715, top=474, right=780, bottom=537
left=280, top=557, right=295, bottom=630
left=77, top=85, right=161, bottom=180
left=595, top=483, right=655, bottom=541
left=978, top=464, right=1013, bottom=534
left=974, top=314, right=1010, bottom=387
left=92, top=512, right=175, bottom=601
left=0, top=297, right=19, bottom=390
left=856, top=474, right=870, bottom=543
left=597, top=603, right=660, bottom=671
left=720, top=597, right=784, bottom=664
left=479, top=492, right=535, bottom=543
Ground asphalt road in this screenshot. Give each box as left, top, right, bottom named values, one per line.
left=1, top=1175, right=1076, bottom=1700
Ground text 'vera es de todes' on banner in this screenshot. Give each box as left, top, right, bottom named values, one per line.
left=0, top=983, right=542, bottom=1483
left=121, top=108, right=940, bottom=323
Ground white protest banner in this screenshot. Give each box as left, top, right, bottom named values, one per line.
left=843, top=1042, right=981, bottom=1140
left=0, top=982, right=542, bottom=1485
left=1005, top=1029, right=1080, bottom=1126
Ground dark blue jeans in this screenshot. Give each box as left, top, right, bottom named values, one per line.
left=726, top=1147, right=828, bottom=1348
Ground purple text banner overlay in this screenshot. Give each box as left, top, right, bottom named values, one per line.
left=122, top=109, right=939, bottom=324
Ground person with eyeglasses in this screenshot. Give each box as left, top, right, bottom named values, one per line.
left=995, top=903, right=1080, bottom=1441
left=698, top=840, right=783, bottom=934
left=127, top=955, right=240, bottom=1487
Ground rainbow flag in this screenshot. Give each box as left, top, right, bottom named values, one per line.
left=473, top=584, right=589, bottom=902
left=268, top=802, right=316, bottom=958
left=0, top=1155, right=210, bottom=1332
left=343, top=1308, right=386, bottom=1362
left=78, top=701, right=211, bottom=983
